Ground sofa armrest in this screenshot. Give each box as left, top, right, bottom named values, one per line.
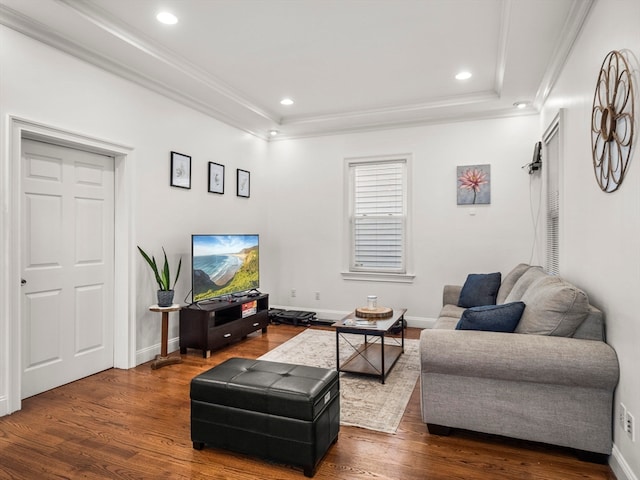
left=420, top=329, right=619, bottom=390
left=443, top=285, right=462, bottom=307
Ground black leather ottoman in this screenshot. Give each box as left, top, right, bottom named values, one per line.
left=191, top=357, right=340, bottom=477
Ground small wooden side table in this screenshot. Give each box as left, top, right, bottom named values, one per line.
left=149, top=304, right=182, bottom=369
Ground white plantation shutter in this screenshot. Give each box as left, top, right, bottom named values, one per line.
left=546, top=190, right=559, bottom=275
left=350, top=160, right=406, bottom=273
left=545, top=125, right=560, bottom=275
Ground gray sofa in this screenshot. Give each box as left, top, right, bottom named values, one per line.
left=420, top=264, right=619, bottom=460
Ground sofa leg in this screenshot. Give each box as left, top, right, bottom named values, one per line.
left=193, top=441, right=204, bottom=450
left=427, top=423, right=451, bottom=436
left=575, top=449, right=608, bottom=464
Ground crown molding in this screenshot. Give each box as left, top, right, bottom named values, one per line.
left=57, top=0, right=277, bottom=123
left=272, top=106, right=539, bottom=142
left=281, top=91, right=499, bottom=127
left=0, top=5, right=272, bottom=140
left=494, top=0, right=512, bottom=96
left=1, top=1, right=566, bottom=142
left=534, top=0, right=596, bottom=108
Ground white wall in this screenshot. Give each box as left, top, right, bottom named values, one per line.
left=540, top=0, right=640, bottom=478
left=4, top=7, right=636, bottom=477
left=267, top=115, right=541, bottom=323
left=0, top=26, right=269, bottom=411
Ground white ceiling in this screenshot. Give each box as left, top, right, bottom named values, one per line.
left=0, top=0, right=594, bottom=140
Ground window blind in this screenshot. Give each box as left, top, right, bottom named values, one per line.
left=545, top=131, right=560, bottom=275
left=351, top=160, right=406, bottom=273
left=546, top=190, right=559, bottom=275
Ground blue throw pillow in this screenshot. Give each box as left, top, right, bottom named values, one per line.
left=455, top=301, right=526, bottom=333
left=457, top=272, right=502, bottom=308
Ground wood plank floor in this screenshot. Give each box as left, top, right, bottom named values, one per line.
left=0, top=325, right=616, bottom=479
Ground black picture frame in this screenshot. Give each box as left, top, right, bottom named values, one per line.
left=170, top=151, right=191, bottom=189
left=237, top=169, right=250, bottom=198
left=208, top=162, right=225, bottom=194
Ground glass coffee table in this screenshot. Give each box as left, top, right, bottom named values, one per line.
left=332, top=308, right=407, bottom=384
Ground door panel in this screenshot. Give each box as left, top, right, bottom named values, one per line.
left=75, top=284, right=105, bottom=354
left=23, top=289, right=62, bottom=368
left=21, top=139, right=115, bottom=398
left=24, top=193, right=63, bottom=268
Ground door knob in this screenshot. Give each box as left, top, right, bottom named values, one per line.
left=21, top=278, right=26, bottom=286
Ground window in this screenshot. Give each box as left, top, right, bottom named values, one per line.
left=346, top=156, right=409, bottom=277
left=544, top=118, right=561, bottom=275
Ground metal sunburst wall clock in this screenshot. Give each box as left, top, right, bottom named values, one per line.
left=591, top=50, right=635, bottom=193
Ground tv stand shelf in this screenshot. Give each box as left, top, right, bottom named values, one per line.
left=179, top=294, right=269, bottom=358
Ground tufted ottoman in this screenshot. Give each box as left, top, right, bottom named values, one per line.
left=190, top=357, right=340, bottom=477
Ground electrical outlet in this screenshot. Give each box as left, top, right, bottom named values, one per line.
left=620, top=403, right=628, bottom=429
left=626, top=410, right=635, bottom=441
left=291, top=288, right=296, bottom=298
left=315, top=291, right=320, bottom=300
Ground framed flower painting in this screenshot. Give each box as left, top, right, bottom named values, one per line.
left=457, top=164, right=490, bottom=205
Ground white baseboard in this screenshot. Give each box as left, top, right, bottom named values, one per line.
left=270, top=305, right=436, bottom=330
left=135, top=337, right=180, bottom=366
left=611, top=444, right=638, bottom=480
left=0, top=395, right=7, bottom=417
left=134, top=308, right=435, bottom=366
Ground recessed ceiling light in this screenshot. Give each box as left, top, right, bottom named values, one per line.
left=156, top=12, right=178, bottom=25
left=514, top=101, right=529, bottom=109
left=455, top=71, right=472, bottom=80
left=280, top=98, right=294, bottom=106
left=269, top=130, right=279, bottom=136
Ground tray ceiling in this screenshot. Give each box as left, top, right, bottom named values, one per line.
left=0, top=0, right=594, bottom=140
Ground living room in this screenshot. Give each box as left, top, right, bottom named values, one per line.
left=0, top=0, right=638, bottom=479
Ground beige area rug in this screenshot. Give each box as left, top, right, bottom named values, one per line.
left=258, top=328, right=420, bottom=434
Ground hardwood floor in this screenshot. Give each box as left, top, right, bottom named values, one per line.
left=0, top=325, right=616, bottom=479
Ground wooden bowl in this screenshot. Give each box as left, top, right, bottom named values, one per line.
left=355, top=306, right=393, bottom=319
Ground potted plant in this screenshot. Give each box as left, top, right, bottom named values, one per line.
left=138, top=246, right=182, bottom=307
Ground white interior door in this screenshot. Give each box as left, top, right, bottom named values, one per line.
left=20, top=138, right=115, bottom=399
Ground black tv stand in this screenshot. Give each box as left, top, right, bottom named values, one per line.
left=179, top=293, right=269, bottom=358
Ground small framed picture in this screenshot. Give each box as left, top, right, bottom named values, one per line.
left=208, top=162, right=225, bottom=194
left=237, top=169, right=250, bottom=198
left=170, top=151, right=191, bottom=189
left=457, top=164, right=491, bottom=205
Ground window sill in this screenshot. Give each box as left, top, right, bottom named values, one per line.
left=341, top=271, right=415, bottom=283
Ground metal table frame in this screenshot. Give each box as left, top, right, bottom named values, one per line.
left=332, top=308, right=407, bottom=384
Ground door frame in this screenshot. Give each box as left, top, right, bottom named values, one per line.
left=1, top=116, right=136, bottom=415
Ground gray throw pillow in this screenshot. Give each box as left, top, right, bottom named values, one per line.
left=456, top=302, right=525, bottom=332
left=515, top=276, right=589, bottom=336
left=496, top=263, right=531, bottom=304
left=458, top=272, right=501, bottom=308
left=504, top=266, right=545, bottom=303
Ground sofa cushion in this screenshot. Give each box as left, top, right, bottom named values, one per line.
left=504, top=266, right=545, bottom=303
left=515, top=276, right=590, bottom=336
left=433, top=317, right=460, bottom=330
left=440, top=304, right=465, bottom=319
left=455, top=302, right=525, bottom=333
left=496, top=263, right=531, bottom=304
left=458, top=272, right=501, bottom=308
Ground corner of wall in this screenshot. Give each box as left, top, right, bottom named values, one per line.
left=611, top=444, right=638, bottom=480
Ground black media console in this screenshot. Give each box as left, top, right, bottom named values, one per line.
left=179, top=294, right=269, bottom=358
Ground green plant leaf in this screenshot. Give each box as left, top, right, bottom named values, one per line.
left=138, top=245, right=181, bottom=292
left=137, top=246, right=163, bottom=290
left=161, top=248, right=170, bottom=291
left=173, top=257, right=182, bottom=289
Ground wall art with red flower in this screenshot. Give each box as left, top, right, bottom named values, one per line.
left=457, top=164, right=490, bottom=205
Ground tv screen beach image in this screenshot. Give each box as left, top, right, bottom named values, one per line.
left=192, top=235, right=259, bottom=302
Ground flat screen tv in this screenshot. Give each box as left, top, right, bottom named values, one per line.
left=191, top=234, right=259, bottom=303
